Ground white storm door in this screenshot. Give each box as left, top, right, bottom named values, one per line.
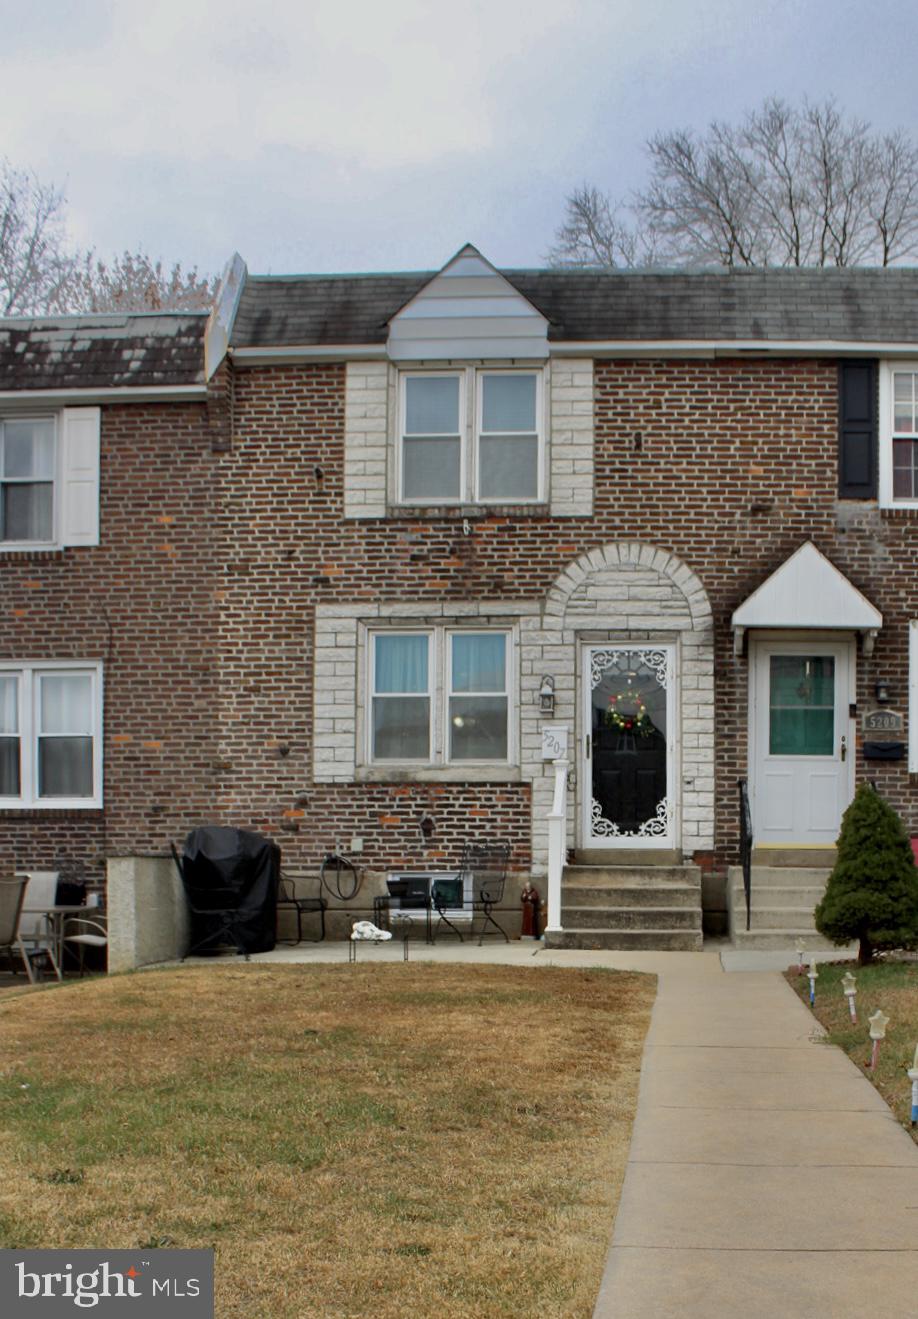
left=751, top=641, right=854, bottom=847
left=581, top=645, right=676, bottom=849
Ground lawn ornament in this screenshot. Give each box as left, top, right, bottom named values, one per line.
left=867, top=1009, right=889, bottom=1071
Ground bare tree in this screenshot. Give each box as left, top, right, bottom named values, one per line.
left=71, top=250, right=217, bottom=313
left=0, top=160, right=79, bottom=315
left=549, top=99, right=918, bottom=269
left=547, top=185, right=655, bottom=267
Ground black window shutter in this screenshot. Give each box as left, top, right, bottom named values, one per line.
left=838, top=360, right=877, bottom=499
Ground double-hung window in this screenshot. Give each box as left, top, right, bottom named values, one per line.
left=369, top=629, right=511, bottom=764
left=399, top=370, right=542, bottom=504
left=879, top=364, right=918, bottom=506
left=0, top=663, right=102, bottom=808
left=0, top=418, right=56, bottom=544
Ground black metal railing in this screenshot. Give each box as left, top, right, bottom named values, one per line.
left=738, top=778, right=753, bottom=932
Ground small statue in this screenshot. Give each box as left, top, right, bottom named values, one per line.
left=520, top=881, right=542, bottom=940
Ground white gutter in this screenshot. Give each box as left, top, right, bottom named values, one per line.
left=0, top=384, right=208, bottom=405
left=230, top=338, right=918, bottom=364
left=549, top=339, right=918, bottom=358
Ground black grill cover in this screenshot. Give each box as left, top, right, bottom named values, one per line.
left=181, top=826, right=280, bottom=954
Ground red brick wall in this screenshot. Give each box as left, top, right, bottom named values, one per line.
left=0, top=401, right=220, bottom=879
left=4, top=356, right=916, bottom=908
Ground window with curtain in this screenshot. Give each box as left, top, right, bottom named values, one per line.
left=0, top=664, right=101, bottom=807
left=0, top=418, right=55, bottom=543
left=0, top=674, right=20, bottom=796
left=449, top=633, right=508, bottom=760
left=37, top=673, right=95, bottom=797
left=399, top=369, right=542, bottom=504
left=371, top=634, right=431, bottom=760
left=368, top=628, right=512, bottom=766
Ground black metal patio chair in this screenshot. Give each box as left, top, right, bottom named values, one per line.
left=432, top=841, right=511, bottom=945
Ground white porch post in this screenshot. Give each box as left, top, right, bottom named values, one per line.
left=546, top=758, right=569, bottom=934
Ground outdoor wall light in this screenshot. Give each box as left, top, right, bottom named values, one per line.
left=419, top=814, right=435, bottom=840
left=875, top=678, right=892, bottom=704
left=539, top=676, right=556, bottom=715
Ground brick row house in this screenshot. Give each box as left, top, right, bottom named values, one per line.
left=2, top=245, right=917, bottom=957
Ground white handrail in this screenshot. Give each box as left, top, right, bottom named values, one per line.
left=546, top=758, right=569, bottom=934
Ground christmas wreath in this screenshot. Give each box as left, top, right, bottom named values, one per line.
left=603, top=691, right=654, bottom=736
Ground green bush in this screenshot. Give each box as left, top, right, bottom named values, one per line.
left=815, top=782, right=918, bottom=964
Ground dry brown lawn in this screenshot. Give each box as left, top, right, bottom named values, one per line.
left=0, top=963, right=655, bottom=1317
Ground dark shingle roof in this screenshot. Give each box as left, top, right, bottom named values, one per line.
left=232, top=267, right=918, bottom=347
left=0, top=313, right=207, bottom=391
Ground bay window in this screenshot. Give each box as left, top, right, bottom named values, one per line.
left=0, top=663, right=102, bottom=807
left=399, top=369, right=542, bottom=504
left=368, top=629, right=512, bottom=765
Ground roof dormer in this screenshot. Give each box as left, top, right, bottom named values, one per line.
left=387, top=244, right=549, bottom=362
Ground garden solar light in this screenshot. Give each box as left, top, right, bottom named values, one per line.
left=908, top=1044, right=918, bottom=1127
left=841, top=971, right=857, bottom=1023
left=795, top=938, right=806, bottom=973
left=807, top=956, right=818, bottom=1006
left=867, top=1009, right=890, bottom=1071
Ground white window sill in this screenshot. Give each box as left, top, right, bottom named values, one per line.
left=386, top=502, right=549, bottom=518
left=0, top=541, right=63, bottom=553
left=355, top=765, right=521, bottom=784
left=0, top=799, right=103, bottom=811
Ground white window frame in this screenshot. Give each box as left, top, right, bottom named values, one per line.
left=910, top=621, right=918, bottom=774
left=446, top=628, right=511, bottom=763
left=879, top=362, right=918, bottom=508
left=0, top=661, right=103, bottom=809
left=397, top=367, right=545, bottom=506
left=0, top=415, right=59, bottom=548
left=366, top=626, right=515, bottom=767
left=368, top=631, right=435, bottom=765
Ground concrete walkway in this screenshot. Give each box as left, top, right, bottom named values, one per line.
left=593, top=965, right=918, bottom=1318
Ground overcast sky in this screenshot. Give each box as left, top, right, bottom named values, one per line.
left=2, top=0, right=917, bottom=279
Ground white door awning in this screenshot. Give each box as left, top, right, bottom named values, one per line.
left=731, top=541, right=882, bottom=656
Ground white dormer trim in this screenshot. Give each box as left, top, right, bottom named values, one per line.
left=731, top=541, right=882, bottom=655
left=387, top=244, right=549, bottom=363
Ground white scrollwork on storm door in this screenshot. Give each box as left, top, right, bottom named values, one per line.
left=590, top=648, right=673, bottom=840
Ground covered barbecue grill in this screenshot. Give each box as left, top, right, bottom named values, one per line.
left=173, top=826, right=280, bottom=958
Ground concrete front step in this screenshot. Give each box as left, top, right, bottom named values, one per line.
left=560, top=905, right=702, bottom=931
left=735, top=907, right=822, bottom=932
left=545, top=928, right=703, bottom=951
left=728, top=866, right=831, bottom=888
left=573, top=849, right=683, bottom=866
left=751, top=848, right=836, bottom=867
left=730, top=884, right=827, bottom=910
left=564, top=865, right=701, bottom=888
left=565, top=884, right=701, bottom=909
left=731, top=929, right=854, bottom=952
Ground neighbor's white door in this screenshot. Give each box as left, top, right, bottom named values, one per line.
left=750, top=640, right=854, bottom=847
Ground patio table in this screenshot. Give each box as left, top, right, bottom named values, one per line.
left=22, top=905, right=88, bottom=973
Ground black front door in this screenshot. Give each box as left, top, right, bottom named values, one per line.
left=587, top=647, right=672, bottom=844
